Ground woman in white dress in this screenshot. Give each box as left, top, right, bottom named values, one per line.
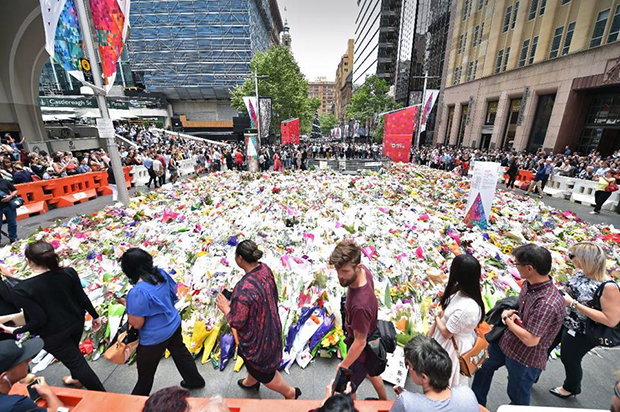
left=429, top=254, right=485, bottom=387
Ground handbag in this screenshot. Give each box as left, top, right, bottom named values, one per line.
left=451, top=324, right=490, bottom=377
left=104, top=312, right=139, bottom=364
left=364, top=337, right=387, bottom=377
left=586, top=281, right=620, bottom=347
left=8, top=196, right=24, bottom=209
left=606, top=183, right=618, bottom=193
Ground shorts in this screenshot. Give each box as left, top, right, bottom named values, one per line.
left=349, top=359, right=369, bottom=393
left=242, top=356, right=276, bottom=384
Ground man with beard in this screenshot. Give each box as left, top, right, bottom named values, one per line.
left=329, top=240, right=387, bottom=400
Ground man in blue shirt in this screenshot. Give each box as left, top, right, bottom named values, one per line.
left=0, top=338, right=65, bottom=412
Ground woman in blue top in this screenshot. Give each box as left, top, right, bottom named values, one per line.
left=121, top=248, right=205, bottom=396
left=526, top=161, right=546, bottom=199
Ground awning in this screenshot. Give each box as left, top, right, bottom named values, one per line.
left=42, top=114, right=76, bottom=122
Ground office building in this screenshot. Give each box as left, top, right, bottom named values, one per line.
left=309, top=77, right=336, bottom=116
left=353, top=0, right=402, bottom=87
left=127, top=0, right=283, bottom=131
left=335, top=39, right=354, bottom=120
left=393, top=0, right=451, bottom=143
left=437, top=0, right=620, bottom=155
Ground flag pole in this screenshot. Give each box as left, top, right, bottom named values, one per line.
left=74, top=0, right=130, bottom=205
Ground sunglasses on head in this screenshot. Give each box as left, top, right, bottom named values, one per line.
left=568, top=253, right=575, bottom=260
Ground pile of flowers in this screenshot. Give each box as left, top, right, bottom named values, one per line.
left=2, top=165, right=618, bottom=371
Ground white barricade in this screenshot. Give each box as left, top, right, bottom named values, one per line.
left=570, top=179, right=620, bottom=211
left=178, top=159, right=195, bottom=177
left=131, top=165, right=150, bottom=186
left=544, top=175, right=576, bottom=199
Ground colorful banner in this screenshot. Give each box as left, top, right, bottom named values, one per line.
left=41, top=0, right=87, bottom=83
left=243, top=97, right=258, bottom=129
left=382, top=106, right=419, bottom=163
left=281, top=118, right=300, bottom=145
left=244, top=133, right=259, bottom=171
left=464, top=162, right=502, bottom=229
left=89, top=0, right=130, bottom=90
left=420, top=90, right=439, bottom=132
left=259, top=97, right=272, bottom=139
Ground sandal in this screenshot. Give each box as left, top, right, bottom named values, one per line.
left=549, top=387, right=576, bottom=399
left=62, top=376, right=83, bottom=389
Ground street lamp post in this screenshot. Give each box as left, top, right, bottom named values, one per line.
left=74, top=0, right=129, bottom=205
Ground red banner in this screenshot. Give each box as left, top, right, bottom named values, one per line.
left=382, top=106, right=418, bottom=163
left=281, top=118, right=300, bottom=145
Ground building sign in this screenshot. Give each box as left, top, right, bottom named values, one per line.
left=517, top=87, right=530, bottom=126
left=39, top=97, right=146, bottom=110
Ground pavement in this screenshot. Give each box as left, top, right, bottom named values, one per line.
left=6, top=174, right=620, bottom=411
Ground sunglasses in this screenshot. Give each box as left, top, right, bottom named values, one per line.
left=568, top=253, right=575, bottom=260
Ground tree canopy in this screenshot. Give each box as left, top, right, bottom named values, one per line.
left=318, top=113, right=339, bottom=136
left=230, top=46, right=319, bottom=135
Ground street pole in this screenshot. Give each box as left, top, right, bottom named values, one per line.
left=414, top=71, right=428, bottom=150
left=254, top=69, right=261, bottom=144
left=74, top=0, right=129, bottom=205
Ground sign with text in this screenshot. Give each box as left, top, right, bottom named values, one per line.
left=281, top=118, right=300, bottom=145
left=464, top=162, right=502, bottom=229
left=383, top=105, right=419, bottom=163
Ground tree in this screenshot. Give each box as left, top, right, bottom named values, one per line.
left=319, top=113, right=339, bottom=136
left=230, top=46, right=320, bottom=135
left=345, top=75, right=401, bottom=141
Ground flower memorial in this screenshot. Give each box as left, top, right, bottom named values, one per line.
left=2, top=165, right=618, bottom=372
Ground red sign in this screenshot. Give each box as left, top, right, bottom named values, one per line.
left=281, top=118, right=300, bottom=145
left=382, top=106, right=418, bottom=163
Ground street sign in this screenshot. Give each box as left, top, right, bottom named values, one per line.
left=80, top=58, right=95, bottom=84
left=96, top=118, right=114, bottom=139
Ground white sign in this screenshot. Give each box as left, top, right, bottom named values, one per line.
left=96, top=118, right=115, bottom=139
left=464, top=162, right=502, bottom=228
left=381, top=345, right=407, bottom=387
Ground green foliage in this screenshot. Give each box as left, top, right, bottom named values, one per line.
left=345, top=75, right=401, bottom=142
left=319, top=113, right=339, bottom=136
left=230, top=46, right=318, bottom=135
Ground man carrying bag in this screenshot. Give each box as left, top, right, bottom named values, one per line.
left=330, top=240, right=387, bottom=400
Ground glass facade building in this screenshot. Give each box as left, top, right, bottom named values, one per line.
left=127, top=0, right=283, bottom=100
left=353, top=0, right=401, bottom=87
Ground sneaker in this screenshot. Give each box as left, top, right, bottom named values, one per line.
left=589, top=211, right=599, bottom=215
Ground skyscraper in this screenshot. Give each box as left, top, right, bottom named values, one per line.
left=127, top=0, right=283, bottom=128
left=309, top=77, right=336, bottom=116
left=353, top=0, right=402, bottom=87
left=335, top=39, right=354, bottom=121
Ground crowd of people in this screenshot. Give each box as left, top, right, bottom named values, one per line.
left=0, top=238, right=618, bottom=412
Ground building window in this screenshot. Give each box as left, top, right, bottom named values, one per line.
left=503, top=47, right=511, bottom=72
left=529, top=36, right=539, bottom=65
left=480, top=22, right=485, bottom=42
left=456, top=105, right=469, bottom=147
left=608, top=5, right=620, bottom=43
left=445, top=106, right=455, bottom=143
left=590, top=9, right=610, bottom=47
left=478, top=0, right=484, bottom=10
left=467, top=61, right=474, bottom=81
left=485, top=101, right=499, bottom=124
left=473, top=25, right=480, bottom=46
left=458, top=34, right=464, bottom=54
left=503, top=5, right=512, bottom=32
left=561, top=0, right=570, bottom=4
left=549, top=26, right=564, bottom=58
left=495, top=49, right=504, bottom=73
left=562, top=21, right=576, bottom=55
left=453, top=66, right=461, bottom=85
left=502, top=98, right=522, bottom=149
left=463, top=0, right=471, bottom=20
left=539, top=0, right=546, bottom=15
left=473, top=60, right=478, bottom=79
left=527, top=94, right=556, bottom=152
left=529, top=0, right=538, bottom=20
left=512, top=1, right=519, bottom=29
left=519, top=39, right=530, bottom=67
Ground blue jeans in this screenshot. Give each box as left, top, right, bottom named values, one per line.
left=0, top=205, right=17, bottom=242
left=472, top=342, right=542, bottom=406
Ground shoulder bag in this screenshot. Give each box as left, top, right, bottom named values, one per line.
left=451, top=324, right=490, bottom=377
left=586, top=281, right=620, bottom=347
left=606, top=183, right=618, bottom=193
left=363, top=320, right=396, bottom=377
left=104, top=311, right=139, bottom=364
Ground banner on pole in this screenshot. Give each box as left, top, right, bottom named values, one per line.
left=281, top=118, right=300, bottom=145
left=243, top=97, right=258, bottom=129
left=259, top=98, right=271, bottom=139
left=245, top=132, right=259, bottom=171
left=382, top=106, right=419, bottom=163
left=420, top=89, right=439, bottom=132
left=88, top=0, right=131, bottom=90
left=464, top=162, right=502, bottom=229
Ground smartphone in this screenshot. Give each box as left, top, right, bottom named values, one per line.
left=332, top=366, right=353, bottom=394
left=27, top=379, right=42, bottom=402
left=222, top=289, right=232, bottom=300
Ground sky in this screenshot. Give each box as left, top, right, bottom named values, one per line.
left=277, top=0, right=357, bottom=82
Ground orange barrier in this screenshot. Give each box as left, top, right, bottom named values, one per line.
left=503, top=168, right=535, bottom=190
left=43, top=173, right=99, bottom=208
left=14, top=181, right=52, bottom=220
left=10, top=384, right=394, bottom=412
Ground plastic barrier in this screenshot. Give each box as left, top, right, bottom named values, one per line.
left=570, top=179, right=620, bottom=211
left=123, top=166, right=133, bottom=189
left=132, top=165, right=150, bottom=186
left=9, top=383, right=396, bottom=412
left=14, top=181, right=52, bottom=220
left=43, top=174, right=99, bottom=208
left=178, top=158, right=196, bottom=177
